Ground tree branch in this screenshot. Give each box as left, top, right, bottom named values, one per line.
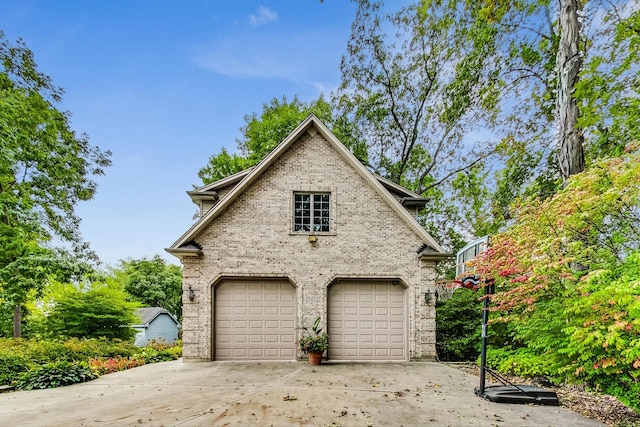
left=417, top=149, right=493, bottom=194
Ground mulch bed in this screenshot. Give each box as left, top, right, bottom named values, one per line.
left=446, top=363, right=640, bottom=427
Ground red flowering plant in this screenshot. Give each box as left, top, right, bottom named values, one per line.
left=469, top=144, right=640, bottom=410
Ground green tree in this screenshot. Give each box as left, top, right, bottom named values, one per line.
left=198, top=95, right=366, bottom=185
left=445, top=0, right=636, bottom=233
left=577, top=5, right=640, bottom=160
left=109, top=256, right=183, bottom=318
left=334, top=0, right=509, bottom=255
left=47, top=281, right=139, bottom=340
left=0, top=32, right=112, bottom=336
left=472, top=142, right=640, bottom=409
left=336, top=0, right=502, bottom=194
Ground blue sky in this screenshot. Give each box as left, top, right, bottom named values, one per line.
left=1, top=1, right=360, bottom=267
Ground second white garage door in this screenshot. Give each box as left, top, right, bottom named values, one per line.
left=328, top=281, right=406, bottom=361
left=214, top=280, right=296, bottom=361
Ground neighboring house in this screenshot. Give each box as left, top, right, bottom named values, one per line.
left=133, top=307, right=180, bottom=347
left=166, top=115, right=449, bottom=362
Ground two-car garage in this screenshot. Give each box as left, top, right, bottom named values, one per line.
left=213, top=279, right=407, bottom=361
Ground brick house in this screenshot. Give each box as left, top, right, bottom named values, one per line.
left=166, top=115, right=449, bottom=362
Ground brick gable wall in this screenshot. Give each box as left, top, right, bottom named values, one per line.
left=180, top=131, right=437, bottom=361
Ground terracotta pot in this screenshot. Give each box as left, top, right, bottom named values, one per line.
left=308, top=351, right=323, bottom=365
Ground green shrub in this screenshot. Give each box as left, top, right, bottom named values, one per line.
left=0, top=337, right=139, bottom=385
left=17, top=361, right=96, bottom=390
left=47, top=285, right=139, bottom=340
left=436, top=289, right=482, bottom=361
left=0, top=337, right=179, bottom=388
left=88, top=356, right=145, bottom=375
left=61, top=337, right=138, bottom=360
left=0, top=350, right=32, bottom=384
left=485, top=347, right=555, bottom=379
left=163, top=342, right=182, bottom=359
left=598, top=376, right=640, bottom=413
left=136, top=346, right=180, bottom=363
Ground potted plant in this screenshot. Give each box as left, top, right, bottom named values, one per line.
left=298, top=317, right=329, bottom=365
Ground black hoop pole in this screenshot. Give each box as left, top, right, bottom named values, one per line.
left=477, top=280, right=494, bottom=396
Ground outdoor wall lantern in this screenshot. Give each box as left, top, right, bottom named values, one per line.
left=188, top=285, right=195, bottom=302
left=424, top=290, right=432, bottom=304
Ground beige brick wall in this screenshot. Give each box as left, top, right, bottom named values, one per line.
left=180, top=131, right=438, bottom=361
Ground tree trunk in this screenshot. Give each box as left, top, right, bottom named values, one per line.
left=557, top=0, right=585, bottom=184
left=13, top=304, right=21, bottom=338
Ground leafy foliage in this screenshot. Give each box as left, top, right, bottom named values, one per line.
left=109, top=256, right=183, bottom=318
left=472, top=144, right=640, bottom=410
left=337, top=1, right=502, bottom=191
left=435, top=289, right=482, bottom=361
left=485, top=347, right=555, bottom=379
left=0, top=337, right=180, bottom=387
left=578, top=5, right=640, bottom=161
left=0, top=31, right=111, bottom=336
left=47, top=283, right=139, bottom=340
left=88, top=356, right=145, bottom=375
left=0, top=337, right=137, bottom=385
left=334, top=0, right=505, bottom=254
left=135, top=345, right=181, bottom=364
left=298, top=317, right=329, bottom=354
left=17, top=360, right=96, bottom=390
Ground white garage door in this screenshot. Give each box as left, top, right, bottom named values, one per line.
left=215, top=280, right=296, bottom=361
left=328, top=281, right=406, bottom=361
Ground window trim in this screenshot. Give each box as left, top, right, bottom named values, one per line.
left=290, top=189, right=336, bottom=235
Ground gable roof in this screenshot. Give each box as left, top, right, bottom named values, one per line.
left=133, top=307, right=180, bottom=328
left=187, top=168, right=252, bottom=205
left=167, top=115, right=448, bottom=258
left=188, top=167, right=429, bottom=209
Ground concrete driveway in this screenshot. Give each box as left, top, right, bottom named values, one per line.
left=0, top=360, right=603, bottom=426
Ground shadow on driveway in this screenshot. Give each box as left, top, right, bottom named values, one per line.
left=0, top=360, right=604, bottom=426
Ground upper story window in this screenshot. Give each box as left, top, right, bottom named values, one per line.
left=294, top=193, right=330, bottom=232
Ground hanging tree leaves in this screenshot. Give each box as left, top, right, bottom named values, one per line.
left=335, top=0, right=503, bottom=194
left=0, top=32, right=112, bottom=337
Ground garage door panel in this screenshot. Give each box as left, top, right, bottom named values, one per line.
left=360, top=294, right=373, bottom=303
left=390, top=321, right=403, bottom=329
left=281, top=320, right=295, bottom=328
left=360, top=320, right=373, bottom=329
left=375, top=307, right=389, bottom=315
left=233, top=293, right=248, bottom=302
left=375, top=294, right=389, bottom=303
left=390, top=334, right=404, bottom=343
left=215, top=280, right=296, bottom=361
left=233, top=307, right=247, bottom=315
left=329, top=281, right=406, bottom=361
left=233, top=320, right=247, bottom=328
left=375, top=335, right=389, bottom=343
left=360, top=307, right=373, bottom=315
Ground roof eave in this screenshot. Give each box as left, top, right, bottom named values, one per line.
left=187, top=191, right=219, bottom=205
left=165, top=247, right=203, bottom=259
left=374, top=174, right=424, bottom=199
left=401, top=197, right=430, bottom=207
left=419, top=251, right=453, bottom=262
left=192, top=168, right=254, bottom=193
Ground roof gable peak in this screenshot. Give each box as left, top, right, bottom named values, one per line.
left=167, top=114, right=447, bottom=256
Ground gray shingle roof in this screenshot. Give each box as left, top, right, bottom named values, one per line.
left=134, top=307, right=179, bottom=327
